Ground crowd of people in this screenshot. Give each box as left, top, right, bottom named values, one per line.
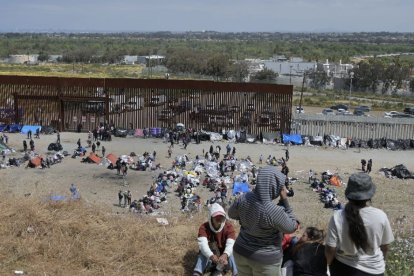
left=0, top=125, right=396, bottom=276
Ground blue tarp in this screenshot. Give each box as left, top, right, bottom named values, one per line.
left=49, top=195, right=66, bottom=201
left=21, top=125, right=41, bottom=134
left=8, top=124, right=23, bottom=133
left=282, top=134, right=303, bottom=145
left=0, top=124, right=7, bottom=132
left=150, top=127, right=162, bottom=135
left=232, top=182, right=250, bottom=195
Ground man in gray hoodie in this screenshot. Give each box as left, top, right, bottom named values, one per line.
left=228, top=166, right=298, bottom=276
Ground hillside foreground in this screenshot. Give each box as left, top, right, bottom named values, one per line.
left=0, top=132, right=413, bottom=275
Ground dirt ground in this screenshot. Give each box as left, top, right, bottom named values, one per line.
left=1, top=131, right=413, bottom=231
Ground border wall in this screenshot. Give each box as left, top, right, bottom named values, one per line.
left=0, top=75, right=293, bottom=134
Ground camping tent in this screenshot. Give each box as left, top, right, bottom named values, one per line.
left=232, top=182, right=250, bottom=195
left=134, top=129, right=144, bottom=137
left=106, top=153, right=118, bottom=165
left=28, top=156, right=42, bottom=168
left=21, top=125, right=41, bottom=134
left=8, top=124, right=23, bottom=133
left=329, top=175, right=342, bottom=187
left=87, top=152, right=101, bottom=164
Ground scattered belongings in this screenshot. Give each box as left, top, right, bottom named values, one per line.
left=379, top=164, right=414, bottom=179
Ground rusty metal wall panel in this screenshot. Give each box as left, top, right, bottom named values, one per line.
left=0, top=75, right=293, bottom=135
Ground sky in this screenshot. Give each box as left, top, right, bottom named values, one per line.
left=1, top=0, right=413, bottom=33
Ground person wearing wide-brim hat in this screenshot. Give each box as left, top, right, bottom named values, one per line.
left=325, top=173, right=394, bottom=276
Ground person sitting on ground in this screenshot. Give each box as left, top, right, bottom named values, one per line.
left=284, top=227, right=328, bottom=276
left=193, top=203, right=238, bottom=276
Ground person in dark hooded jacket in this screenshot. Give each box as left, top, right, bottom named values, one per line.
left=228, top=165, right=298, bottom=276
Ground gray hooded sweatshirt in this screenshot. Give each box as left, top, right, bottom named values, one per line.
left=228, top=165, right=297, bottom=265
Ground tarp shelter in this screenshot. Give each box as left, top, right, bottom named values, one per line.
left=8, top=124, right=23, bottom=133
left=310, top=136, right=323, bottom=146
left=283, top=134, right=303, bottom=145
left=0, top=141, right=11, bottom=152
left=134, top=129, right=144, bottom=137
left=21, top=125, right=41, bottom=134
left=29, top=156, right=42, bottom=168
left=150, top=127, right=163, bottom=137
left=106, top=153, right=118, bottom=165
left=232, top=182, right=250, bottom=195
left=262, top=132, right=279, bottom=143
left=0, top=124, right=7, bottom=132
left=49, top=195, right=66, bottom=201
left=88, top=152, right=101, bottom=164
left=329, top=175, right=342, bottom=187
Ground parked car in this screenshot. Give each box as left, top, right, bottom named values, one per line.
left=322, top=108, right=335, bottom=115
left=403, top=107, right=414, bottom=115
left=330, top=104, right=348, bottom=111
left=353, top=109, right=366, bottom=116
left=337, top=109, right=352, bottom=116
left=357, top=105, right=371, bottom=112
left=384, top=111, right=403, bottom=118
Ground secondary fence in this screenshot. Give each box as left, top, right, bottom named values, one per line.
left=292, top=114, right=414, bottom=140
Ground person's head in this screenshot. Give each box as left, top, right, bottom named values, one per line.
left=345, top=173, right=376, bottom=201
left=208, top=203, right=227, bottom=233
left=254, top=166, right=284, bottom=201
left=344, top=173, right=376, bottom=252
left=299, top=227, right=325, bottom=243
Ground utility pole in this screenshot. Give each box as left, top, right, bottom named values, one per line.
left=349, top=71, right=354, bottom=109
left=298, top=72, right=306, bottom=113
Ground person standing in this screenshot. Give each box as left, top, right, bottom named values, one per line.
left=367, top=159, right=373, bottom=174
left=101, top=146, right=106, bottom=158
left=23, top=140, right=28, bottom=152
left=27, top=130, right=32, bottom=139
left=285, top=149, right=290, bottom=161
left=118, top=190, right=123, bottom=207
left=228, top=166, right=298, bottom=276
left=91, top=142, right=96, bottom=153
left=361, top=159, right=367, bottom=172
left=325, top=173, right=394, bottom=276
left=29, top=139, right=35, bottom=151
left=56, top=131, right=61, bottom=144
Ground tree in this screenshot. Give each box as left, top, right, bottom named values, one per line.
left=308, top=66, right=330, bottom=89
left=37, top=51, right=49, bottom=62
left=205, top=53, right=230, bottom=81
left=251, top=67, right=278, bottom=82
left=228, top=61, right=249, bottom=82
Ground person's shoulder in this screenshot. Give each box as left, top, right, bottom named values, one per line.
left=365, top=206, right=388, bottom=218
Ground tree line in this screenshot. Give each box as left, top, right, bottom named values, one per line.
left=0, top=32, right=413, bottom=91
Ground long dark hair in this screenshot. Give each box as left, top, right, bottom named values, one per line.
left=344, top=200, right=370, bottom=252
left=292, top=227, right=325, bottom=255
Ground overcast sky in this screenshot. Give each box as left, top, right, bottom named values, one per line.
left=1, top=0, right=413, bottom=33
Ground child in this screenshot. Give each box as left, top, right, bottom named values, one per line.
left=284, top=227, right=327, bottom=276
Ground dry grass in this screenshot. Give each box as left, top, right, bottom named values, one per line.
left=0, top=196, right=208, bottom=275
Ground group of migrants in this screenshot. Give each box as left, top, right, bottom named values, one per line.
left=192, top=166, right=394, bottom=276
